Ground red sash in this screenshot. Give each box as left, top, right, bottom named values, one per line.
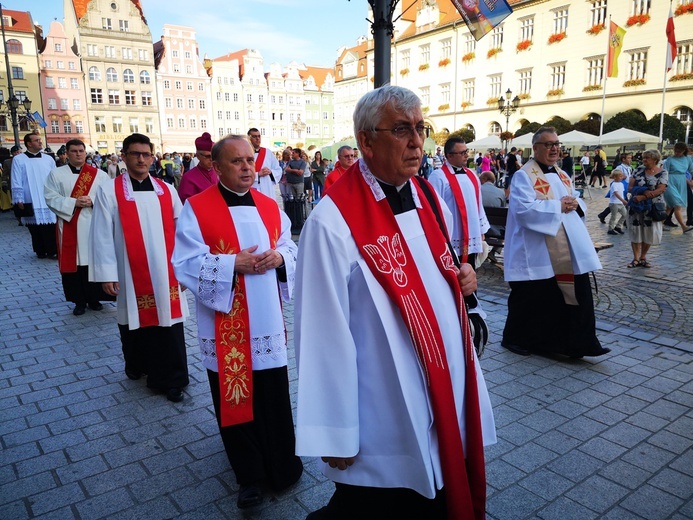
left=188, top=185, right=281, bottom=427
left=441, top=163, right=480, bottom=264
left=254, top=147, right=267, bottom=174
left=58, top=164, right=98, bottom=273
left=328, top=165, right=486, bottom=520
left=114, top=175, right=182, bottom=327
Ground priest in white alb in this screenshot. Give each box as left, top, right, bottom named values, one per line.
left=172, top=135, right=302, bottom=510
left=247, top=127, right=280, bottom=200
left=295, top=86, right=495, bottom=520
left=44, top=139, right=111, bottom=316
left=89, top=133, right=189, bottom=403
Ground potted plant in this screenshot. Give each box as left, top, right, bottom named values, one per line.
left=623, top=78, right=646, bottom=87
left=419, top=63, right=430, bottom=71
left=462, top=52, right=475, bottom=62
left=626, top=14, right=650, bottom=26
left=516, top=40, right=531, bottom=52
left=487, top=48, right=502, bottom=58
left=675, top=3, right=693, bottom=15
left=548, top=32, right=566, bottom=44
left=670, top=73, right=693, bottom=81
left=438, top=103, right=450, bottom=111
left=400, top=68, right=409, bottom=76
left=587, top=23, right=605, bottom=35
left=547, top=88, right=564, bottom=97
left=438, top=58, right=451, bottom=67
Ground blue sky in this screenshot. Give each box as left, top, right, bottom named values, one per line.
left=19, top=0, right=369, bottom=67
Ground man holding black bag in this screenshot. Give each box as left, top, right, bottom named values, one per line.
left=11, top=132, right=58, bottom=258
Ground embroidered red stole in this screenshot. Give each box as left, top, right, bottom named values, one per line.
left=188, top=186, right=281, bottom=427
left=58, top=164, right=98, bottom=273
left=441, top=163, right=480, bottom=264
left=254, top=147, right=267, bottom=178
left=329, top=166, right=486, bottom=520
left=114, top=175, right=182, bottom=327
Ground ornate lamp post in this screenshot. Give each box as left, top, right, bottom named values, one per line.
left=0, top=95, right=32, bottom=147
left=497, top=88, right=520, bottom=150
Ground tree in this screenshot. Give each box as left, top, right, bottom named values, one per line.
left=432, top=129, right=450, bottom=145
left=603, top=110, right=648, bottom=133
left=572, top=118, right=601, bottom=135
left=449, top=127, right=475, bottom=143
left=545, top=115, right=572, bottom=135
left=514, top=122, right=541, bottom=137
left=645, top=114, right=686, bottom=143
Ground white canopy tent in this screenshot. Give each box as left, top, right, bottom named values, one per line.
left=598, top=128, right=659, bottom=146
left=558, top=130, right=601, bottom=148
left=466, top=134, right=502, bottom=151
left=508, top=133, right=533, bottom=148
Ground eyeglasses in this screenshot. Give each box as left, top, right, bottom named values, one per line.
left=340, top=154, right=355, bottom=159
left=448, top=150, right=469, bottom=156
left=536, top=141, right=562, bottom=149
left=125, top=151, right=153, bottom=159
left=373, top=124, right=431, bottom=140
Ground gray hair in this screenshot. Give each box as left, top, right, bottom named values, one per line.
left=353, top=85, right=421, bottom=135
left=337, top=145, right=353, bottom=157
left=642, top=148, right=661, bottom=163
left=211, top=134, right=248, bottom=162
left=532, top=126, right=557, bottom=145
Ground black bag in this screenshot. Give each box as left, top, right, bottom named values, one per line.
left=650, top=201, right=667, bottom=221
left=17, top=202, right=34, bottom=217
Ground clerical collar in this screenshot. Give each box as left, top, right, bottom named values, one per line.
left=376, top=179, right=415, bottom=215
left=25, top=151, right=42, bottom=159
left=254, top=149, right=260, bottom=154
left=535, top=160, right=557, bottom=174
left=129, top=175, right=154, bottom=191
left=68, top=163, right=82, bottom=174
left=218, top=182, right=253, bottom=207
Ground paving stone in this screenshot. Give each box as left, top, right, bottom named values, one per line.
left=547, top=451, right=603, bottom=483
left=565, top=475, right=629, bottom=513
left=487, top=485, right=546, bottom=519
left=537, top=496, right=600, bottom=520
left=649, top=468, right=693, bottom=500
left=577, top=437, right=627, bottom=463
left=598, top=460, right=652, bottom=490
left=518, top=468, right=574, bottom=501
left=81, top=463, right=147, bottom=496
left=647, top=430, right=690, bottom=455
left=557, top=416, right=609, bottom=442
left=621, top=443, right=677, bottom=473
left=55, top=455, right=109, bottom=484
left=26, top=481, right=85, bottom=516
left=170, top=477, right=228, bottom=512
left=501, top=442, right=558, bottom=473
left=74, top=487, right=134, bottom=519
left=620, top=484, right=684, bottom=519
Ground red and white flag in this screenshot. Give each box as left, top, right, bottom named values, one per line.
left=666, top=5, right=677, bottom=72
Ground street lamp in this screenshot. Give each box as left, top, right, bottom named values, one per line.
left=498, top=88, right=520, bottom=150
left=0, top=95, right=32, bottom=147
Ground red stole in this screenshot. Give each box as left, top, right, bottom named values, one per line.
left=441, top=163, right=480, bottom=264
left=254, top=147, right=267, bottom=174
left=58, top=164, right=98, bottom=273
left=188, top=185, right=281, bottom=427
left=328, top=165, right=486, bottom=520
left=114, top=175, right=182, bottom=327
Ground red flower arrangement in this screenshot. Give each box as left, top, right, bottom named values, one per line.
left=548, top=32, right=566, bottom=44
left=675, top=3, right=693, bottom=16
left=547, top=88, right=564, bottom=97
left=626, top=14, right=650, bottom=26
left=460, top=101, right=471, bottom=109
left=587, top=23, right=605, bottom=35
left=438, top=58, right=451, bottom=67
left=623, top=78, right=646, bottom=87
left=487, top=47, right=502, bottom=58
left=670, top=73, right=693, bottom=81
left=462, top=52, right=475, bottom=62
left=582, top=85, right=603, bottom=92
left=419, top=63, right=430, bottom=71
left=400, top=68, right=409, bottom=76
left=516, top=40, right=531, bottom=52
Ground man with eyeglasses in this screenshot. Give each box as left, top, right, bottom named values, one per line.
left=295, top=85, right=495, bottom=519
left=44, top=139, right=111, bottom=316
left=323, top=145, right=355, bottom=193
left=11, top=132, right=59, bottom=258
left=502, top=126, right=608, bottom=359
left=90, top=133, right=190, bottom=403
left=247, top=127, right=280, bottom=200
left=178, top=132, right=217, bottom=204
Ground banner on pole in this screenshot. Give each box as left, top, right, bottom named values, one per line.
left=451, top=0, right=513, bottom=41
left=606, top=22, right=626, bottom=77
left=666, top=6, right=677, bottom=72
left=31, top=111, right=47, bottom=128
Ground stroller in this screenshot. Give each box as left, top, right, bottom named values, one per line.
left=574, top=168, right=587, bottom=188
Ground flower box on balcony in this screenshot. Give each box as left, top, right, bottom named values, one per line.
left=587, top=23, right=605, bottom=35
left=438, top=103, right=450, bottom=111
left=487, top=48, right=502, bottom=58
left=486, top=97, right=499, bottom=105
left=670, top=73, right=693, bottom=81
left=548, top=32, right=566, bottom=44
left=675, top=3, right=693, bottom=16
left=626, top=14, right=650, bottom=27
left=422, top=106, right=430, bottom=113
left=518, top=93, right=531, bottom=100
left=623, top=79, right=646, bottom=87
left=438, top=58, right=451, bottom=67
left=419, top=63, right=430, bottom=71
left=500, top=131, right=514, bottom=142
left=516, top=40, right=531, bottom=52
left=400, top=68, right=409, bottom=76
left=460, top=101, right=471, bottom=110
left=582, top=85, right=603, bottom=92
left=547, top=88, right=564, bottom=97
left=462, top=52, right=475, bottom=63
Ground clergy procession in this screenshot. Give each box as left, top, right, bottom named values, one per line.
left=3, top=84, right=692, bottom=519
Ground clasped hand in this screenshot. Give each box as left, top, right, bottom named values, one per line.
left=560, top=196, right=578, bottom=213
left=234, top=245, right=283, bottom=275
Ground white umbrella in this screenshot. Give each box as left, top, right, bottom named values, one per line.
left=466, top=134, right=502, bottom=151
left=599, top=128, right=659, bottom=146
left=509, top=133, right=533, bottom=148
left=558, top=130, right=601, bottom=147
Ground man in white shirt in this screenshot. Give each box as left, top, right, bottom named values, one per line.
left=247, top=127, right=281, bottom=199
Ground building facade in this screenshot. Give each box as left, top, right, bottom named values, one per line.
left=39, top=20, right=92, bottom=151
left=302, top=66, right=335, bottom=150
left=64, top=0, right=162, bottom=154
left=154, top=24, right=212, bottom=153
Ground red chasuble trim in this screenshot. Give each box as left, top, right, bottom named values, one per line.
left=114, top=175, right=182, bottom=328
left=254, top=147, right=267, bottom=173
left=328, top=165, right=486, bottom=520
left=441, top=164, right=480, bottom=264
left=58, top=164, right=98, bottom=273
left=188, top=185, right=281, bottom=427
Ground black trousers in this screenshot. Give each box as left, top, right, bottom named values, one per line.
left=27, top=223, right=57, bottom=256
left=118, top=322, right=189, bottom=390
left=62, top=266, right=114, bottom=305
left=308, top=483, right=447, bottom=520
left=207, top=367, right=303, bottom=491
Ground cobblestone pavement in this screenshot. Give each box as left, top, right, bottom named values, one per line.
left=0, top=188, right=691, bottom=519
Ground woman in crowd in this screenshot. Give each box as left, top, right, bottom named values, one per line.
left=311, top=151, right=325, bottom=202
left=626, top=149, right=669, bottom=268
left=301, top=151, right=313, bottom=202
left=662, top=142, right=693, bottom=232
left=278, top=148, right=291, bottom=199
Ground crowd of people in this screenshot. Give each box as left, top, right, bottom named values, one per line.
left=3, top=86, right=692, bottom=518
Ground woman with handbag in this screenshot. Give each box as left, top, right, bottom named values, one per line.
left=626, top=149, right=668, bottom=268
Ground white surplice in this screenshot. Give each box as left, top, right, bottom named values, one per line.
left=429, top=165, right=490, bottom=256
left=294, top=175, right=496, bottom=499
left=88, top=176, right=189, bottom=329
left=253, top=147, right=281, bottom=199
left=11, top=153, right=57, bottom=225
left=44, top=165, right=110, bottom=266
left=172, top=197, right=297, bottom=372
left=504, top=160, right=601, bottom=282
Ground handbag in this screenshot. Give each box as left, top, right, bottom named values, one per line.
left=649, top=201, right=667, bottom=221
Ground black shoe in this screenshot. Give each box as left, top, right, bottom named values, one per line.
left=37, top=253, right=47, bottom=259
left=614, top=227, right=624, bottom=234
left=607, top=229, right=618, bottom=235
left=87, top=302, right=103, bottom=311
left=125, top=368, right=142, bottom=380
left=599, top=217, right=606, bottom=224
left=73, top=304, right=86, bottom=316
left=589, top=347, right=611, bottom=356
left=501, top=342, right=531, bottom=356
left=167, top=387, right=184, bottom=403
left=237, top=485, right=263, bottom=509
left=664, top=219, right=678, bottom=227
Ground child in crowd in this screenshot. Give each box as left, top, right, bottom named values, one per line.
left=607, top=170, right=628, bottom=235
